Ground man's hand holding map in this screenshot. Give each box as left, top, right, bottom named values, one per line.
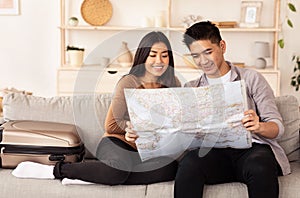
left=124, top=80, right=252, bottom=161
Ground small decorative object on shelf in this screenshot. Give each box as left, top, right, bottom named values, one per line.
left=213, top=21, right=238, bottom=28
left=100, top=57, right=110, bottom=67
left=232, top=62, right=245, bottom=68
left=68, top=17, right=79, bottom=26
left=239, top=1, right=263, bottom=28
left=182, top=15, right=202, bottom=28
left=140, top=16, right=153, bottom=27
left=66, top=45, right=85, bottom=67
left=154, top=11, right=165, bottom=27
left=254, top=41, right=270, bottom=69
left=1, top=87, right=33, bottom=95
left=117, top=42, right=133, bottom=67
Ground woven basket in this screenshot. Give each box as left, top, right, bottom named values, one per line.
left=81, top=0, right=113, bottom=26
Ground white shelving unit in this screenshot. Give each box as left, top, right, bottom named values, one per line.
left=57, top=0, right=281, bottom=96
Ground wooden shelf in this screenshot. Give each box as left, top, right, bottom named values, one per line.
left=59, top=64, right=131, bottom=71
left=169, top=26, right=280, bottom=32
left=59, top=25, right=280, bottom=33
left=59, top=26, right=142, bottom=31
left=58, top=0, right=281, bottom=96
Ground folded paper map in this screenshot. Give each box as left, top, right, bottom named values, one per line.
left=124, top=80, right=251, bottom=161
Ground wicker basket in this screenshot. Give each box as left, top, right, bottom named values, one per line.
left=80, top=0, right=113, bottom=26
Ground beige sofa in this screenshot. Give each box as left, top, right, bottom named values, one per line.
left=1, top=93, right=299, bottom=198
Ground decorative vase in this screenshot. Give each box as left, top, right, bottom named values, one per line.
left=154, top=11, right=165, bottom=27
left=255, top=57, right=267, bottom=69
left=117, top=42, right=133, bottom=67
left=68, top=17, right=79, bottom=26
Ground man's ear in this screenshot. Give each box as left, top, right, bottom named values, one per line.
left=220, top=40, right=226, bottom=53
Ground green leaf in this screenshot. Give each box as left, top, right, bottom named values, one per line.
left=288, top=3, right=296, bottom=12
left=291, top=79, right=296, bottom=86
left=287, top=19, right=294, bottom=28
left=297, top=75, right=300, bottom=84
left=292, top=75, right=296, bottom=79
left=296, top=86, right=299, bottom=91
left=278, top=39, right=284, bottom=48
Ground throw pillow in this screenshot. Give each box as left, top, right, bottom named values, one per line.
left=275, top=95, right=300, bottom=162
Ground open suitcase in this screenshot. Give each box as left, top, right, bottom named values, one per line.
left=0, top=120, right=85, bottom=168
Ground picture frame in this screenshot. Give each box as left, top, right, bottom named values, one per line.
left=239, top=1, right=262, bottom=28
left=0, top=0, right=19, bottom=15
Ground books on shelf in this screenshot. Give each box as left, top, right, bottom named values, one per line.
left=213, top=21, right=238, bottom=28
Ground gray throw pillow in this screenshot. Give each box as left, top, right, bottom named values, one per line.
left=275, top=95, right=300, bottom=162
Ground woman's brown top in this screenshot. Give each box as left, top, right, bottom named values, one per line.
left=103, top=74, right=181, bottom=150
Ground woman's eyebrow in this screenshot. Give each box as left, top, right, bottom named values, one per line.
left=150, top=50, right=168, bottom=53
left=150, top=50, right=158, bottom=53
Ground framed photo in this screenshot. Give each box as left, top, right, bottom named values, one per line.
left=0, top=0, right=19, bottom=15
left=239, top=1, right=262, bottom=28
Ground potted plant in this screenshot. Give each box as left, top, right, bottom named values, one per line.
left=66, top=45, right=85, bottom=67
left=291, top=55, right=300, bottom=91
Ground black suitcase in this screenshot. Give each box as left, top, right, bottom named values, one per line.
left=0, top=120, right=85, bottom=168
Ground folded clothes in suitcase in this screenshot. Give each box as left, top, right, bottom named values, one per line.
left=0, top=120, right=85, bottom=168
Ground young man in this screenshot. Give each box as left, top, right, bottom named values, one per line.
left=174, top=21, right=290, bottom=198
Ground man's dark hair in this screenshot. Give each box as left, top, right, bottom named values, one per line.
left=183, top=21, right=222, bottom=48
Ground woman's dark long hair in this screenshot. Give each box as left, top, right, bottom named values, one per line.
left=129, top=31, right=177, bottom=88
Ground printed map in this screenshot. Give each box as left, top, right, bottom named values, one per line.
left=124, top=80, right=251, bottom=161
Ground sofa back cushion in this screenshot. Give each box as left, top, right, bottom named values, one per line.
left=275, top=95, right=300, bottom=161
left=2, top=93, right=299, bottom=161
left=3, top=93, right=112, bottom=158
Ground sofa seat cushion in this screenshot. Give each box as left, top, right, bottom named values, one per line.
left=0, top=162, right=298, bottom=198
left=0, top=168, right=147, bottom=198
left=145, top=162, right=300, bottom=198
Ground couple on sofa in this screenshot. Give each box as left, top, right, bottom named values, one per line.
left=12, top=21, right=290, bottom=198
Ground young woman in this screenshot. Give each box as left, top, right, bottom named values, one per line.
left=12, top=31, right=181, bottom=185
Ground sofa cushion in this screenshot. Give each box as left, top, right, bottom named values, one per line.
left=275, top=95, right=300, bottom=161
left=2, top=93, right=112, bottom=158
left=145, top=162, right=300, bottom=198
left=3, top=93, right=299, bottom=161
left=0, top=168, right=147, bottom=198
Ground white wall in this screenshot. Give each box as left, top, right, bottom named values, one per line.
left=278, top=1, right=300, bottom=102
left=0, top=0, right=299, bottom=101
left=0, top=0, right=59, bottom=97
